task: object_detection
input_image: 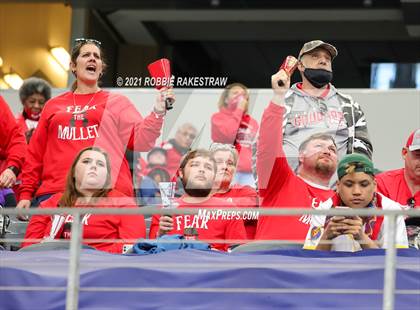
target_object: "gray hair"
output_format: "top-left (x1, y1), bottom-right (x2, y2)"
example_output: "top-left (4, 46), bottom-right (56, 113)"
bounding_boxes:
top-left (209, 143), bottom-right (238, 166)
top-left (19, 77), bottom-right (51, 103)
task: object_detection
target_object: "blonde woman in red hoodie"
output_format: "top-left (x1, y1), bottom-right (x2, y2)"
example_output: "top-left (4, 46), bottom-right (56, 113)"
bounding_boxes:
top-left (22, 147), bottom-right (146, 253)
top-left (211, 83), bottom-right (258, 188)
top-left (17, 39), bottom-right (174, 218)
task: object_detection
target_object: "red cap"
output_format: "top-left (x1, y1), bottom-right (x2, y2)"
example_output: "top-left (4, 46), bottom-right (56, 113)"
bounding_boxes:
top-left (406, 129), bottom-right (420, 151)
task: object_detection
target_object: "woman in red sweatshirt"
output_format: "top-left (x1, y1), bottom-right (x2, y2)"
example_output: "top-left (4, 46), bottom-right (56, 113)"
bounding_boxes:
top-left (22, 147), bottom-right (146, 253)
top-left (17, 38), bottom-right (174, 217)
top-left (0, 95), bottom-right (26, 189)
top-left (211, 83), bottom-right (258, 188)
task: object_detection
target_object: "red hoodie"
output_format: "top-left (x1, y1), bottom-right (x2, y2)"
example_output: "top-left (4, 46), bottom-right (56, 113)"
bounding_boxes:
top-left (211, 107), bottom-right (258, 173)
top-left (19, 90), bottom-right (164, 200)
top-left (376, 168), bottom-right (419, 208)
top-left (255, 103), bottom-right (334, 241)
top-left (22, 190), bottom-right (146, 254)
top-left (0, 95), bottom-right (26, 171)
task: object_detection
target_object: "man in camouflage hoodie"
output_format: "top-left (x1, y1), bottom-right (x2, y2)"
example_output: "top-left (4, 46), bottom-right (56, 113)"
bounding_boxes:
top-left (285, 40), bottom-right (372, 169)
top-left (253, 40), bottom-right (372, 183)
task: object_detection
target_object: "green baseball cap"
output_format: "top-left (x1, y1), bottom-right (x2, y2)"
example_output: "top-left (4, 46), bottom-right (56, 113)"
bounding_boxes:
top-left (337, 153), bottom-right (375, 180)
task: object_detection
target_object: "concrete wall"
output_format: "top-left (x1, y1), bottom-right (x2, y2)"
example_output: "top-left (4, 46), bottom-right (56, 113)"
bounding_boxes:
top-left (1, 88), bottom-right (419, 171)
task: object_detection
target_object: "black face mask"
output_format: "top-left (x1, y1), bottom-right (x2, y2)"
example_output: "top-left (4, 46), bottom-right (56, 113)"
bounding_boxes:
top-left (303, 68), bottom-right (333, 88)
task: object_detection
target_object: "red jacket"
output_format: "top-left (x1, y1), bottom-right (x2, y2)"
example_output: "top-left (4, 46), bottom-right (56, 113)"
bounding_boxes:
top-left (22, 190), bottom-right (146, 253)
top-left (19, 90), bottom-right (164, 199)
top-left (16, 113), bottom-right (38, 142)
top-left (0, 95), bottom-right (26, 172)
top-left (211, 107), bottom-right (258, 173)
top-left (213, 185), bottom-right (258, 240)
top-left (255, 103), bottom-right (334, 241)
top-left (376, 168), bottom-right (419, 208)
top-left (149, 196), bottom-right (247, 251)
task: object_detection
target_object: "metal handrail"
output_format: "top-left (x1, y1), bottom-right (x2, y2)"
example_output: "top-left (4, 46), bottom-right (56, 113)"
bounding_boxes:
top-left (1, 206), bottom-right (420, 216)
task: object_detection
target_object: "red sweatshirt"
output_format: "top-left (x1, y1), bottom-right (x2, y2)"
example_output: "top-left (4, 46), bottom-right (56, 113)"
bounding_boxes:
top-left (376, 168), bottom-right (419, 208)
top-left (19, 90), bottom-right (163, 199)
top-left (213, 185), bottom-right (258, 240)
top-left (16, 113), bottom-right (39, 142)
top-left (0, 95), bottom-right (26, 171)
top-left (211, 108), bottom-right (258, 173)
top-left (255, 103), bottom-right (334, 241)
top-left (149, 196), bottom-right (247, 251)
top-left (22, 190), bottom-right (146, 253)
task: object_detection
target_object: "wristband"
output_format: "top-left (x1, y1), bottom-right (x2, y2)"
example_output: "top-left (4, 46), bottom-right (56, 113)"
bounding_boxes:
top-left (7, 165), bottom-right (20, 177)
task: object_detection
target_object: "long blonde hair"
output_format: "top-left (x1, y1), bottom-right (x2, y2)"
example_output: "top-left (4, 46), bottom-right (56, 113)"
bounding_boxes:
top-left (59, 147), bottom-right (111, 207)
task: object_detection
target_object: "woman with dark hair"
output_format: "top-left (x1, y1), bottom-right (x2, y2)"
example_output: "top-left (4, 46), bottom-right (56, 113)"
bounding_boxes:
top-left (17, 38), bottom-right (174, 215)
top-left (22, 147), bottom-right (146, 253)
top-left (211, 83), bottom-right (259, 188)
top-left (17, 77), bottom-right (52, 143)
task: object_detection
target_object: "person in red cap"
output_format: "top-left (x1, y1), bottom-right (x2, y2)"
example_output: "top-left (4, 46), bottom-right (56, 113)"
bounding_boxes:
top-left (376, 129), bottom-right (420, 247)
top-left (376, 129), bottom-right (420, 208)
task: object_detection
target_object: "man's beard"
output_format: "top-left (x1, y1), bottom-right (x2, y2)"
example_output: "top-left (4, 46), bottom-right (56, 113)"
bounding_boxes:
top-left (182, 178), bottom-right (213, 197)
top-left (315, 160), bottom-right (335, 176)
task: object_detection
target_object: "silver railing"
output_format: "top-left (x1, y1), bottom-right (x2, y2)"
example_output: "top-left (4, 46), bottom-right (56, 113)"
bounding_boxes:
top-left (1, 206), bottom-right (419, 310)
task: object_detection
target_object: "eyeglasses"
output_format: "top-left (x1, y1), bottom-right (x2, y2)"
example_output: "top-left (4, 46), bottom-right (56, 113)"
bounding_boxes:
top-left (74, 38), bottom-right (102, 46)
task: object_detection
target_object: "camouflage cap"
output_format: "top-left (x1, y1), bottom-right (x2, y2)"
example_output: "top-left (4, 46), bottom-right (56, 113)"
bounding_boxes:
top-left (298, 40), bottom-right (338, 60)
top-left (337, 153), bottom-right (375, 180)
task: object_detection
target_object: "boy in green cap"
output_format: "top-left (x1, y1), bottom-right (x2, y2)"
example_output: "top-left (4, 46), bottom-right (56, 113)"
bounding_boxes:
top-left (304, 153), bottom-right (408, 251)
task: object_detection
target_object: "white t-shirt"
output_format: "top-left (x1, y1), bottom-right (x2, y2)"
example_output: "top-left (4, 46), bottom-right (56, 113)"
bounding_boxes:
top-left (303, 193), bottom-right (408, 251)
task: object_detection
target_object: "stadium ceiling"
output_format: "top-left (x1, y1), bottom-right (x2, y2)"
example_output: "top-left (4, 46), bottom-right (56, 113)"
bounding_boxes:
top-left (18, 0), bottom-right (420, 87)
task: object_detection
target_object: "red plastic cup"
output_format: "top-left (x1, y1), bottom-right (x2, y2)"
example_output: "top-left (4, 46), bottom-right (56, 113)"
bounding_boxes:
top-left (278, 55), bottom-right (298, 87)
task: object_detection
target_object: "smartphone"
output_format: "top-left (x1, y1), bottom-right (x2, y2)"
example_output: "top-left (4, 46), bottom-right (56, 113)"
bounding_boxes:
top-left (325, 206), bottom-right (352, 225)
top-left (278, 55), bottom-right (298, 86)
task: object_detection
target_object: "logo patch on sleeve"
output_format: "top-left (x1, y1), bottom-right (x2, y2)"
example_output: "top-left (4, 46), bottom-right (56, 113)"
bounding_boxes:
top-left (310, 227), bottom-right (322, 240)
